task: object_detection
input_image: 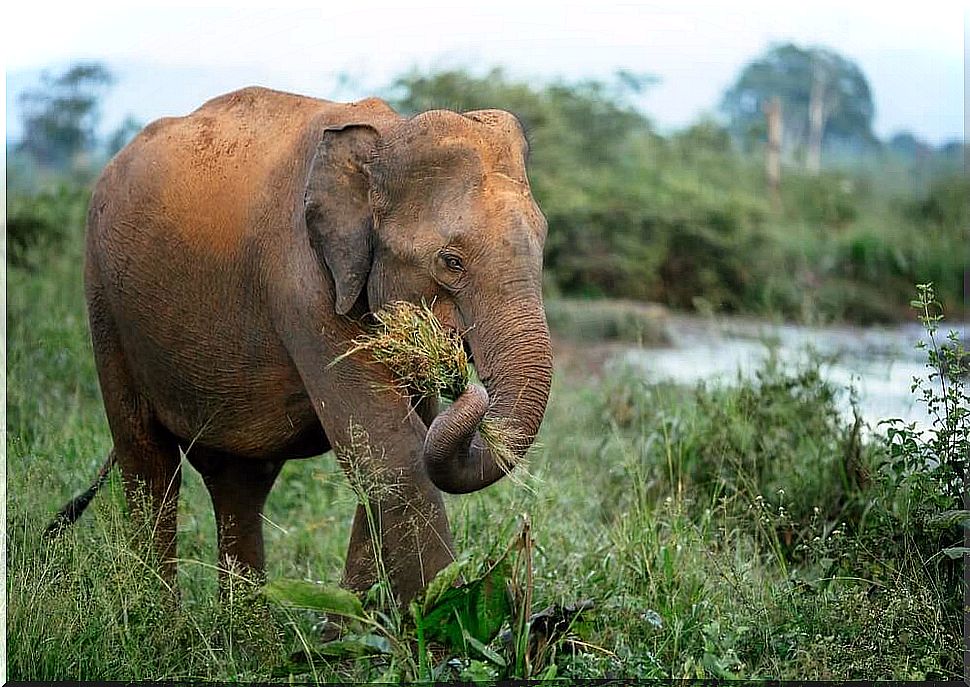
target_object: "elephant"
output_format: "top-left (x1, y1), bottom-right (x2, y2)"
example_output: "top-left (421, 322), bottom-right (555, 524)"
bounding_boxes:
top-left (47, 86), bottom-right (553, 605)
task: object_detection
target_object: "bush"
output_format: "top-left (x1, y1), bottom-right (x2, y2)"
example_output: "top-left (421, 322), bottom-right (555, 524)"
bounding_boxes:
top-left (782, 172), bottom-right (861, 229)
top-left (7, 182), bottom-right (89, 269)
top-left (908, 174), bottom-right (970, 229)
top-left (545, 298), bottom-right (669, 345)
top-left (600, 349), bottom-right (874, 555)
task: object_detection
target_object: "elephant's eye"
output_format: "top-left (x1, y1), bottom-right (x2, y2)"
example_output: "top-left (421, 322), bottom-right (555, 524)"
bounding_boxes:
top-left (440, 252), bottom-right (465, 273)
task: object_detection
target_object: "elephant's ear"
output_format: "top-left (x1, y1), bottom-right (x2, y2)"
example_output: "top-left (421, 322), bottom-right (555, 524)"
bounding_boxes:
top-left (463, 109), bottom-right (529, 161)
top-left (304, 124), bottom-right (379, 316)
top-left (463, 109), bottom-right (525, 137)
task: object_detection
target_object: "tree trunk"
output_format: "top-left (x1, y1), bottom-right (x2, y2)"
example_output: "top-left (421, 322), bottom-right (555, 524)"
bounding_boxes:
top-left (763, 96), bottom-right (782, 207)
top-left (807, 67), bottom-right (825, 175)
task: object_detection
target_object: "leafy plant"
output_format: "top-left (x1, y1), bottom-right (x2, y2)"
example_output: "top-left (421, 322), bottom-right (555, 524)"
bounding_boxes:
top-left (880, 282), bottom-right (969, 537)
top-left (6, 183), bottom-right (89, 268)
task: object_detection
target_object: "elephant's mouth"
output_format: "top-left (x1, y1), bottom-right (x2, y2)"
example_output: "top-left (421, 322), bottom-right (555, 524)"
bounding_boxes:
top-left (443, 322), bottom-right (475, 365)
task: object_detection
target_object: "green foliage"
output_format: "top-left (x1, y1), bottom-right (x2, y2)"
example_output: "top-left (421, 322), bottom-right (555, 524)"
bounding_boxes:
top-left (782, 171), bottom-right (860, 229)
top-left (412, 555), bottom-right (512, 653)
top-left (907, 174), bottom-right (970, 229)
top-left (557, 345), bottom-right (960, 678)
top-left (601, 350), bottom-right (872, 561)
top-left (17, 62), bottom-right (115, 170)
top-left (545, 298), bottom-right (669, 345)
top-left (262, 579), bottom-right (366, 619)
top-left (6, 182), bottom-right (90, 269)
top-left (880, 284), bottom-right (968, 510)
top-left (261, 522), bottom-right (543, 682)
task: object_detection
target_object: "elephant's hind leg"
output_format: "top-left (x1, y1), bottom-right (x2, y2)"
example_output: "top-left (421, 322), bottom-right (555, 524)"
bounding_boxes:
top-left (184, 448), bottom-right (283, 589)
top-left (88, 295), bottom-right (183, 592)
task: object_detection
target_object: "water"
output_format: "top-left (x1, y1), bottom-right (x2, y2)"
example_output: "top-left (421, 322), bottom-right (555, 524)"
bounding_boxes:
top-left (616, 314), bottom-right (968, 433)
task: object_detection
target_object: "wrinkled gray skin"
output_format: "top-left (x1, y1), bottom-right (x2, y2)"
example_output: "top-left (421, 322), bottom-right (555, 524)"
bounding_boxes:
top-left (67, 87), bottom-right (553, 604)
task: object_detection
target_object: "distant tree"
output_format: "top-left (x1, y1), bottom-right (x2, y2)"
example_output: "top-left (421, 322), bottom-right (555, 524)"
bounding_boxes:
top-left (613, 69), bottom-right (661, 101)
top-left (721, 44), bottom-right (877, 168)
top-left (887, 131), bottom-right (930, 159)
top-left (17, 62), bottom-right (115, 169)
top-left (674, 118), bottom-right (733, 153)
top-left (106, 115), bottom-right (143, 157)
top-left (935, 140), bottom-right (967, 174)
top-left (937, 140), bottom-right (966, 160)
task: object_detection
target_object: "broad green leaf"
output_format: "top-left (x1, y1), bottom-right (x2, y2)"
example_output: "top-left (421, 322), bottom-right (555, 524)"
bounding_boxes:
top-left (416, 558), bottom-right (512, 651)
top-left (419, 556), bottom-right (470, 614)
top-left (462, 630), bottom-right (507, 668)
top-left (926, 510), bottom-right (970, 528)
top-left (262, 579), bottom-right (365, 619)
top-left (313, 633), bottom-right (391, 658)
top-left (459, 659), bottom-right (499, 682)
top-left (540, 663), bottom-right (558, 680)
top-left (272, 634), bottom-right (390, 678)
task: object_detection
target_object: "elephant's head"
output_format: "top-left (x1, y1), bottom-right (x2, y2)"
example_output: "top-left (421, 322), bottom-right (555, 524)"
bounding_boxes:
top-left (305, 107), bottom-right (552, 494)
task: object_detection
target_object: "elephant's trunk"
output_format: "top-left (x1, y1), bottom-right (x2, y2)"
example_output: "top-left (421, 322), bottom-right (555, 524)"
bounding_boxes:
top-left (423, 296), bottom-right (553, 494)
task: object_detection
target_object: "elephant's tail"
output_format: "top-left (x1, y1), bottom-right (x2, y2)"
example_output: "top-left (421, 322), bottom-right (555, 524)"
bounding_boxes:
top-left (44, 450), bottom-right (116, 540)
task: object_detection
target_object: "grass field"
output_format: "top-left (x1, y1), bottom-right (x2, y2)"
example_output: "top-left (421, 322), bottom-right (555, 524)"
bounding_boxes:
top-left (6, 237), bottom-right (965, 681)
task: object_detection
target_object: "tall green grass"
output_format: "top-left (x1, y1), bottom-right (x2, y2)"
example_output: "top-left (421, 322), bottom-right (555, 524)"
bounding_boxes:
top-left (8, 236), bottom-right (964, 680)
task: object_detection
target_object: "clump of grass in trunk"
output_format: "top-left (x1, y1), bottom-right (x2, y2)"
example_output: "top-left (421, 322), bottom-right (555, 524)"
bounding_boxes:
top-left (330, 301), bottom-right (525, 482)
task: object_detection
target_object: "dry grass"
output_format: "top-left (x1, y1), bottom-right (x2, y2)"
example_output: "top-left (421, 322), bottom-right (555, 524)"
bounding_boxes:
top-left (332, 301), bottom-right (470, 401)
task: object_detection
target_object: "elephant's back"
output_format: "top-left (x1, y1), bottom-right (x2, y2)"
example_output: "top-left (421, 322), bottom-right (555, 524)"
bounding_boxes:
top-left (86, 87), bottom-right (342, 338)
top-left (95, 88), bottom-right (344, 252)
top-left (88, 85), bottom-right (399, 290)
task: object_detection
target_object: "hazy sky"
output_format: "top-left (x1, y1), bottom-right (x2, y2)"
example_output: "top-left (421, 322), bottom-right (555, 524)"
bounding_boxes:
top-left (4, 1), bottom-right (967, 144)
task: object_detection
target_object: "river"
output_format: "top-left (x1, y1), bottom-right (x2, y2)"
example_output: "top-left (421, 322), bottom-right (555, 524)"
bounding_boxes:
top-left (616, 313), bottom-right (968, 434)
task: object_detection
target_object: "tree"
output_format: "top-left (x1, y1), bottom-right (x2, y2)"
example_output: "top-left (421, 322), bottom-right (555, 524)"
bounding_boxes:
top-left (721, 44), bottom-right (877, 169)
top-left (106, 115), bottom-right (143, 157)
top-left (887, 131), bottom-right (930, 159)
top-left (16, 61), bottom-right (115, 169)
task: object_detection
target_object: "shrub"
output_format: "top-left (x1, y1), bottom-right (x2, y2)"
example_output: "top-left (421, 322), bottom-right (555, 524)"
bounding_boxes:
top-left (544, 298), bottom-right (669, 345)
top-left (908, 174), bottom-right (970, 229)
top-left (7, 183), bottom-right (89, 268)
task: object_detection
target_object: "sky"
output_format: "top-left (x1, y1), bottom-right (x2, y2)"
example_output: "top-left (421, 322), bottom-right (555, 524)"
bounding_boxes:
top-left (3, 0), bottom-right (967, 145)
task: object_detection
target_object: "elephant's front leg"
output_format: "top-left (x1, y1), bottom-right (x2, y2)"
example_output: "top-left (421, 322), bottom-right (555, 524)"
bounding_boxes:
top-left (340, 395), bottom-right (451, 602)
top-left (332, 396), bottom-right (455, 606)
top-left (301, 357), bottom-right (455, 605)
top-left (340, 447), bottom-right (453, 604)
top-left (273, 281), bottom-right (454, 605)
